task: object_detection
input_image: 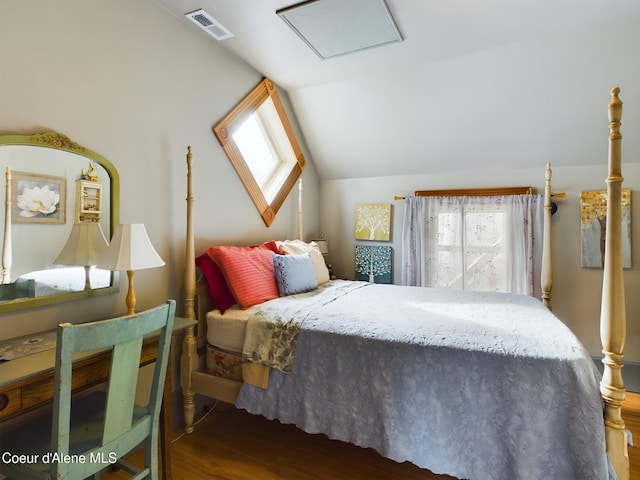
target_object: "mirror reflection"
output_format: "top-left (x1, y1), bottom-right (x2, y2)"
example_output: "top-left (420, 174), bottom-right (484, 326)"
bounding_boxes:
top-left (0, 131), bottom-right (119, 312)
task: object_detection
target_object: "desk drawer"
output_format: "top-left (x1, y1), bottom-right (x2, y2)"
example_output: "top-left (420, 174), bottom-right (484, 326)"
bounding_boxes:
top-left (22, 356), bottom-right (112, 409)
top-left (0, 387), bottom-right (22, 419)
top-left (3, 338), bottom-right (160, 416)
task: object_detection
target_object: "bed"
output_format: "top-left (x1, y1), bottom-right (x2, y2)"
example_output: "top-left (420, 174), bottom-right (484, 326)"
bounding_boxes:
top-left (180, 88), bottom-right (629, 479)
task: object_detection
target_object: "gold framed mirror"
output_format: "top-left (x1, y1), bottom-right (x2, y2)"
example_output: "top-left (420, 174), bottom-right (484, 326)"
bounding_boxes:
top-left (213, 78), bottom-right (306, 226)
top-left (0, 131), bottom-right (120, 313)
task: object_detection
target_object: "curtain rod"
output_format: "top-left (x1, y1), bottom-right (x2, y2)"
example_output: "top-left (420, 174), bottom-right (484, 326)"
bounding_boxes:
top-left (394, 191), bottom-right (566, 200)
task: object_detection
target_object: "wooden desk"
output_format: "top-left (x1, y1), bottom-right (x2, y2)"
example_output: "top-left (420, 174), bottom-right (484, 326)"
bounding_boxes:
top-left (0, 316), bottom-right (195, 480)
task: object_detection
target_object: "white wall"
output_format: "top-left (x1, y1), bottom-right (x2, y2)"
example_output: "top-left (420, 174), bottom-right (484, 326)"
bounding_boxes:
top-left (0, 0), bottom-right (320, 339)
top-left (290, 18), bottom-right (640, 180)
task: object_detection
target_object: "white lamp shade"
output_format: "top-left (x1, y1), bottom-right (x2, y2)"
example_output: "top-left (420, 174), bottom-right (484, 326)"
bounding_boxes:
top-left (97, 224), bottom-right (165, 271)
top-left (313, 239), bottom-right (329, 255)
top-left (54, 223), bottom-right (109, 266)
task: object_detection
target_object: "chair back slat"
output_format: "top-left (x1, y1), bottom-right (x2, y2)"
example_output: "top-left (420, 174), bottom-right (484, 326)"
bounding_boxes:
top-left (103, 337), bottom-right (144, 444)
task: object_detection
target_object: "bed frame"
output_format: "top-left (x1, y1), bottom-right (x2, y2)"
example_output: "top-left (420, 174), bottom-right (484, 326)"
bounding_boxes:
top-left (180, 88), bottom-right (629, 479)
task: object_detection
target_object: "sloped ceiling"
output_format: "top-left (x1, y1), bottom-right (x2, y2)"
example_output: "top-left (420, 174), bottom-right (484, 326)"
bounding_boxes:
top-left (154, 0), bottom-right (640, 180)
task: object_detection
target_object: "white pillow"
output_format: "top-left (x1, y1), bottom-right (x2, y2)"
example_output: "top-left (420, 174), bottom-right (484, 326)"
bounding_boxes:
top-left (277, 240), bottom-right (330, 284)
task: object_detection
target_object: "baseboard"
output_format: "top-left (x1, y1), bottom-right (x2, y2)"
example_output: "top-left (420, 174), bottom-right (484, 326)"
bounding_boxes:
top-left (592, 357), bottom-right (640, 393)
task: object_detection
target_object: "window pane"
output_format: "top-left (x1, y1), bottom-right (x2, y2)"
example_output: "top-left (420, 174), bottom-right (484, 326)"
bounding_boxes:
top-left (436, 212), bottom-right (461, 288)
top-left (437, 212), bottom-right (460, 247)
top-left (435, 208), bottom-right (510, 292)
top-left (232, 98), bottom-right (299, 204)
top-left (232, 114), bottom-right (278, 187)
top-left (463, 210), bottom-right (506, 292)
top-left (465, 211), bottom-right (502, 247)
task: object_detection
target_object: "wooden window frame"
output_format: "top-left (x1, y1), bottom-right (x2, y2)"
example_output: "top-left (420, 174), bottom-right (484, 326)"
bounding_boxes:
top-left (213, 78), bottom-right (306, 227)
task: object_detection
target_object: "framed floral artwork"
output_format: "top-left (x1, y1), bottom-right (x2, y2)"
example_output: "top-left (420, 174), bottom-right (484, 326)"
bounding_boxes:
top-left (354, 203), bottom-right (391, 241)
top-left (12, 171), bottom-right (66, 224)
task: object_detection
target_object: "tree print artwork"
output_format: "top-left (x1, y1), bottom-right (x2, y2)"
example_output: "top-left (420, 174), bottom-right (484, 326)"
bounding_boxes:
top-left (355, 203), bottom-right (391, 241)
top-left (355, 245), bottom-right (392, 283)
top-left (580, 189), bottom-right (631, 268)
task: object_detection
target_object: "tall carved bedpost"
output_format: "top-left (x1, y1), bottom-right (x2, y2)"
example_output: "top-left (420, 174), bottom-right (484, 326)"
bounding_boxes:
top-left (298, 178), bottom-right (303, 241)
top-left (541, 163), bottom-right (552, 309)
top-left (181, 146), bottom-right (197, 433)
top-left (600, 87), bottom-right (628, 480)
top-left (184, 146), bottom-right (196, 321)
top-left (2, 167), bottom-right (11, 284)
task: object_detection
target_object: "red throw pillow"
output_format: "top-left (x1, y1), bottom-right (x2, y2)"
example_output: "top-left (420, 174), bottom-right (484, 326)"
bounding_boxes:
top-left (195, 253), bottom-right (235, 314)
top-left (206, 242), bottom-right (280, 309)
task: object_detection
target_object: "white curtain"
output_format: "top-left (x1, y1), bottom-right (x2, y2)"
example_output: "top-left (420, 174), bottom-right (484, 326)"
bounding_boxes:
top-left (401, 194), bottom-right (544, 296)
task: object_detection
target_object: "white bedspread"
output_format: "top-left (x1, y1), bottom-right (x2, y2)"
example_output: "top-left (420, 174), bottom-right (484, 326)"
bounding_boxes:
top-left (236, 280), bottom-right (612, 480)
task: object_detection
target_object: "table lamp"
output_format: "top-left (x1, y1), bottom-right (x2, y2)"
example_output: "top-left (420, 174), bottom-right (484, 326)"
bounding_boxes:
top-left (313, 239), bottom-right (329, 255)
top-left (312, 239), bottom-right (333, 278)
top-left (97, 223), bottom-right (165, 315)
top-left (54, 222), bottom-right (109, 290)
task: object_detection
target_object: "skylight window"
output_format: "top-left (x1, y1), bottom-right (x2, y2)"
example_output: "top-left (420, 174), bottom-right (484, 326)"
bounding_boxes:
top-left (213, 79), bottom-right (306, 226)
top-left (232, 97), bottom-right (297, 204)
top-left (233, 115), bottom-right (278, 189)
top-left (276, 0), bottom-right (403, 60)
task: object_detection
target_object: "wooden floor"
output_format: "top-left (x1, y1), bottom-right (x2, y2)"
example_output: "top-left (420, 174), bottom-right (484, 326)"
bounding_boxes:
top-left (103, 392), bottom-right (640, 480)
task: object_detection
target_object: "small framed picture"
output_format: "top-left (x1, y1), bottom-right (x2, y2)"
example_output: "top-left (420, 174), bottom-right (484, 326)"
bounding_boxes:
top-left (12, 171), bottom-right (66, 224)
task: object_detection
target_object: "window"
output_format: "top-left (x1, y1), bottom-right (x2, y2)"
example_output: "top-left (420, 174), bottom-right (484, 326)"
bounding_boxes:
top-left (435, 205), bottom-right (508, 291)
top-left (213, 78), bottom-right (306, 226)
top-left (401, 187), bottom-right (543, 295)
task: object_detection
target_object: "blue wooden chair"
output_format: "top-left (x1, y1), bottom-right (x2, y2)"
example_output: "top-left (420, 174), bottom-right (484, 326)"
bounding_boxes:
top-left (0, 300), bottom-right (176, 480)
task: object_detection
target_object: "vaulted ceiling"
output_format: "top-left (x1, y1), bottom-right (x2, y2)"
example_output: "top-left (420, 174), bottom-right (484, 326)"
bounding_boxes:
top-left (154, 0), bottom-right (640, 180)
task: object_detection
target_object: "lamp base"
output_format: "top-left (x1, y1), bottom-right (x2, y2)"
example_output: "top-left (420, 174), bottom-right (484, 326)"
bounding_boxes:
top-left (126, 270), bottom-right (136, 315)
top-left (83, 265), bottom-right (92, 290)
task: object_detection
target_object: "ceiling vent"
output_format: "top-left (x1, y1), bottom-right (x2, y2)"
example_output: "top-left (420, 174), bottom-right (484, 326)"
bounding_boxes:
top-left (185, 9), bottom-right (233, 41)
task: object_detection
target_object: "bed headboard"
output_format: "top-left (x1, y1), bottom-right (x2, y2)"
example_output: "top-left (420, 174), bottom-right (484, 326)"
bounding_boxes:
top-left (193, 272), bottom-right (214, 349)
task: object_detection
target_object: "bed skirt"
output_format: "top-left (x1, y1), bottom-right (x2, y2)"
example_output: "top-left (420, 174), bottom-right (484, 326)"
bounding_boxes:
top-left (206, 344), bottom-right (269, 389)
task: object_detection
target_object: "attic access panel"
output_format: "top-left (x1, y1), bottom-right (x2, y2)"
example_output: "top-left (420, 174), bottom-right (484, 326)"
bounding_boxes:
top-left (277, 0), bottom-right (402, 60)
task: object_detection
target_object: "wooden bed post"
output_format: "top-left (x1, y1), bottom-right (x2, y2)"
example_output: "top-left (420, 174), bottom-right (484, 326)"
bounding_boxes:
top-left (181, 146), bottom-right (198, 433)
top-left (2, 167), bottom-right (11, 284)
top-left (183, 146), bottom-right (195, 321)
top-left (600, 87), bottom-right (629, 480)
top-left (298, 178), bottom-right (303, 241)
top-left (541, 163), bottom-right (552, 309)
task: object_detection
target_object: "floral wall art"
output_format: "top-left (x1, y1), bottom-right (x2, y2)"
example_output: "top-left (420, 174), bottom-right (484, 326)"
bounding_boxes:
top-left (580, 189), bottom-right (631, 268)
top-left (12, 171), bottom-right (66, 224)
top-left (354, 203), bottom-right (391, 241)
